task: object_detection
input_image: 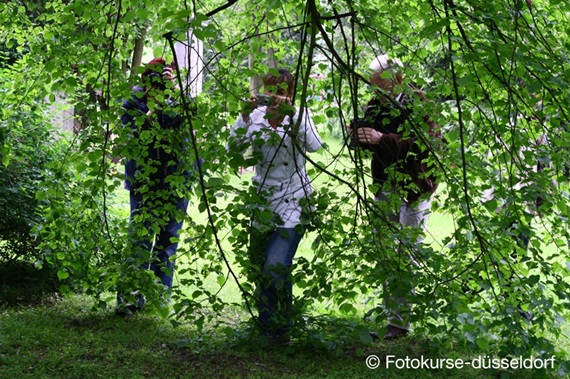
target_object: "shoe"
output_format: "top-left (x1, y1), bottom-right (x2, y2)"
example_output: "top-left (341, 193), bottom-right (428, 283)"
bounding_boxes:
top-left (115, 304), bottom-right (140, 317)
top-left (369, 325), bottom-right (409, 341)
top-left (259, 333), bottom-right (291, 347)
top-left (384, 325), bottom-right (409, 341)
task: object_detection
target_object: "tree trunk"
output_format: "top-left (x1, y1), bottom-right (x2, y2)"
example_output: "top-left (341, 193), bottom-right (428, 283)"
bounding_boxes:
top-left (130, 25), bottom-right (147, 77)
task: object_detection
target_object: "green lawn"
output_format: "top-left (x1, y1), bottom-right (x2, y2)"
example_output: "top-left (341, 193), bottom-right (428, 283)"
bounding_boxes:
top-left (0, 292), bottom-right (557, 379)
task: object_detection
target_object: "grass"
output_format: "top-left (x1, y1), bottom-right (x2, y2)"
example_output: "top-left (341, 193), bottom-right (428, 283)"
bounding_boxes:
top-left (1, 291), bottom-right (557, 379)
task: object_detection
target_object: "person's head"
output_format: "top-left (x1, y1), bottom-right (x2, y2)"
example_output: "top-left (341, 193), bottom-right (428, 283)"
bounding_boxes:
top-left (141, 57), bottom-right (168, 91)
top-left (263, 68), bottom-right (295, 99)
top-left (369, 54), bottom-right (404, 93)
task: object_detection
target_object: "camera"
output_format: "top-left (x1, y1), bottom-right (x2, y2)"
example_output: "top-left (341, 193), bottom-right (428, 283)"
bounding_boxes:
top-left (146, 71), bottom-right (167, 91)
top-left (348, 118), bottom-right (370, 148)
top-left (145, 64), bottom-right (176, 91)
top-left (256, 94), bottom-right (273, 106)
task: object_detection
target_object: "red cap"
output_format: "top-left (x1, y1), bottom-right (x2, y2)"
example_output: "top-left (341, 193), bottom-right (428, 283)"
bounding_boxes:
top-left (141, 57), bottom-right (166, 80)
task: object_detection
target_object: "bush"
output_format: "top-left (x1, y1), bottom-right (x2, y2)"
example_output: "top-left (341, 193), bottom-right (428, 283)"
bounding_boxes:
top-left (0, 260), bottom-right (59, 305)
top-left (0, 104), bottom-right (63, 262)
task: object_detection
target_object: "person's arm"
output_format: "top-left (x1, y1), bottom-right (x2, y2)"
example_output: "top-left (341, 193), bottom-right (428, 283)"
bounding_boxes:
top-left (295, 108), bottom-right (323, 153)
top-left (226, 114), bottom-right (251, 154)
top-left (120, 109), bottom-right (136, 129)
top-left (121, 96), bottom-right (145, 128)
top-left (358, 126), bottom-right (412, 159)
top-left (358, 91), bottom-right (440, 158)
top-left (356, 109), bottom-right (412, 158)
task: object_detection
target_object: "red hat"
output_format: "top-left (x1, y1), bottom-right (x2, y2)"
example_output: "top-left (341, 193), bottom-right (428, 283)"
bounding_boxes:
top-left (141, 57), bottom-right (166, 80)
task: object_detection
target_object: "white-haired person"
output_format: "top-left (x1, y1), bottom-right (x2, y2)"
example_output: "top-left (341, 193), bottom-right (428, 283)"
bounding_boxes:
top-left (349, 54), bottom-right (441, 340)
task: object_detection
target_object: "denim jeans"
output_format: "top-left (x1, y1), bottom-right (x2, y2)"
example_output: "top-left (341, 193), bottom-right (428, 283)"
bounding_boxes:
top-left (118, 189), bottom-right (189, 307)
top-left (251, 227), bottom-right (303, 336)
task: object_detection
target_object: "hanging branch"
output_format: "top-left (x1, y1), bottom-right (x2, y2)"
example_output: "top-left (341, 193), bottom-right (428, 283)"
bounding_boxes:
top-left (163, 31), bottom-right (256, 320)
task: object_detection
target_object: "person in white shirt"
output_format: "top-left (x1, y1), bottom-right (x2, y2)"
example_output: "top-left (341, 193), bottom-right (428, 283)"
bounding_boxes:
top-left (228, 68), bottom-right (322, 344)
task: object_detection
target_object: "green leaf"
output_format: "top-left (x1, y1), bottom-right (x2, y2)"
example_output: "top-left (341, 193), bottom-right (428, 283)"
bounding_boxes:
top-left (57, 269), bottom-right (69, 280)
top-left (339, 302), bottom-right (357, 314)
top-left (356, 325), bottom-right (373, 343)
top-left (475, 337), bottom-right (489, 350)
top-left (528, 275), bottom-right (540, 285)
top-left (1, 145), bottom-right (11, 167)
top-left (207, 177), bottom-right (225, 188)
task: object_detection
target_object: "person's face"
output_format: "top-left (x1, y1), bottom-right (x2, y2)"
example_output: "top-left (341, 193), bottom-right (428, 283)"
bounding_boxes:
top-left (264, 82), bottom-right (292, 99)
top-left (370, 69), bottom-right (401, 93)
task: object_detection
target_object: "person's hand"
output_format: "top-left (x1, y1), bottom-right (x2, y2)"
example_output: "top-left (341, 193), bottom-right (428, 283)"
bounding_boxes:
top-left (269, 95), bottom-right (295, 117)
top-left (146, 109), bottom-right (156, 122)
top-left (265, 96), bottom-right (296, 128)
top-left (240, 97), bottom-right (257, 122)
top-left (162, 66), bottom-right (177, 89)
top-left (272, 95), bottom-right (291, 106)
top-left (357, 127), bottom-right (383, 144)
top-left (275, 96), bottom-right (297, 117)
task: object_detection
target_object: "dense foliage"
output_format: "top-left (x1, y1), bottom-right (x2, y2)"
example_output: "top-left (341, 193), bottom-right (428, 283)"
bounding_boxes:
top-left (0, 57), bottom-right (65, 262)
top-left (1, 0), bottom-right (569, 374)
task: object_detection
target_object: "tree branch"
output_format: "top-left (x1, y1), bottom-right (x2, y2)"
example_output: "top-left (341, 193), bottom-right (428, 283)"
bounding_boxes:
top-left (205, 0), bottom-right (239, 17)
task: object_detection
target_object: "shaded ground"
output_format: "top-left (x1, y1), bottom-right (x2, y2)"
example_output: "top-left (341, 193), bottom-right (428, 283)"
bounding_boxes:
top-left (0, 261), bottom-right (561, 379)
top-left (0, 260), bottom-right (59, 306)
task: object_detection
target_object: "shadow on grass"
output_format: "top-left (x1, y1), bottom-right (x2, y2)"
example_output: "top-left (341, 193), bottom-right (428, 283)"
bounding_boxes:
top-left (0, 260), bottom-right (60, 306)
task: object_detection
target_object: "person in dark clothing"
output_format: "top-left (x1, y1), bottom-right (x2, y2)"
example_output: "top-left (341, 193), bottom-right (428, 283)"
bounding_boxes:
top-left (117, 57), bottom-right (199, 316)
top-left (350, 54), bottom-right (441, 339)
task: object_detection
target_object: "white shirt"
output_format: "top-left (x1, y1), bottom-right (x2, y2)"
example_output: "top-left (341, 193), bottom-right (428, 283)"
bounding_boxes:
top-left (228, 106), bottom-right (322, 228)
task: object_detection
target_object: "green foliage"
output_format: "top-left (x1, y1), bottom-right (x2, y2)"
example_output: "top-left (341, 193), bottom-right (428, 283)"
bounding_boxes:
top-left (0, 62), bottom-right (64, 262)
top-left (2, 0), bottom-right (570, 373)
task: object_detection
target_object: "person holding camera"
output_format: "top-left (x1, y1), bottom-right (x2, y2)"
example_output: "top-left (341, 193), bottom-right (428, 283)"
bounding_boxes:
top-left (228, 68), bottom-right (322, 344)
top-left (350, 55), bottom-right (441, 340)
top-left (117, 57), bottom-right (199, 316)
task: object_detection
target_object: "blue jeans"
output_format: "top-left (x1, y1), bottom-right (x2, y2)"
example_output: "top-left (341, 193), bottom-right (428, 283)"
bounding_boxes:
top-left (118, 190), bottom-right (189, 307)
top-left (251, 227), bottom-right (304, 336)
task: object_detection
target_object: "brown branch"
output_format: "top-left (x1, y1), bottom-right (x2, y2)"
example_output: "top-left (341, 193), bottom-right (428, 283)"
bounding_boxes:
top-left (205, 0), bottom-right (239, 17)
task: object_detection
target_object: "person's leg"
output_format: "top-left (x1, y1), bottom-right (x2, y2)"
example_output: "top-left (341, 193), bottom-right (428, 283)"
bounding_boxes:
top-left (258, 227), bottom-right (303, 338)
top-left (116, 191), bottom-right (153, 313)
top-left (384, 198), bottom-right (431, 336)
top-left (249, 228), bottom-right (271, 307)
top-left (374, 189), bottom-right (400, 224)
top-left (152, 195), bottom-right (189, 290)
top-left (130, 192), bottom-right (155, 270)
top-left (370, 186), bottom-right (407, 339)
top-left (399, 198), bottom-right (432, 230)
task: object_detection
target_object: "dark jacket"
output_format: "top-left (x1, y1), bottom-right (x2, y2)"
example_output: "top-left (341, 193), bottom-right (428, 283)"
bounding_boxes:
top-left (358, 90), bottom-right (440, 204)
top-left (122, 86), bottom-right (192, 191)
